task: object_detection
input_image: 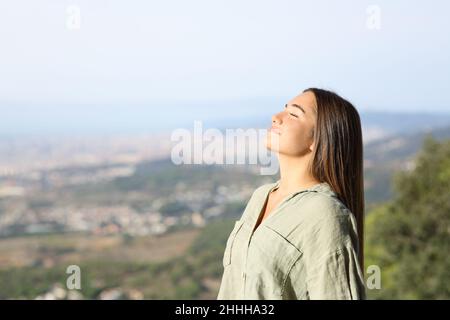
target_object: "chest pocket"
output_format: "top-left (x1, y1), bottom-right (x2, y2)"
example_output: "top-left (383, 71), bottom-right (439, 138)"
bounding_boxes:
top-left (222, 219), bottom-right (246, 267)
top-left (247, 224), bottom-right (303, 296)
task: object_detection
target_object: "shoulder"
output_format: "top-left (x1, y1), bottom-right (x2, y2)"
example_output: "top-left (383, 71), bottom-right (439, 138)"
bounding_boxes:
top-left (291, 183), bottom-right (351, 221)
top-left (290, 185), bottom-right (356, 250)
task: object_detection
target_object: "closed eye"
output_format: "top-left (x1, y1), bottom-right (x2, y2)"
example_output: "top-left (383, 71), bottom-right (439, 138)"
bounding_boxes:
top-left (284, 104), bottom-right (300, 118)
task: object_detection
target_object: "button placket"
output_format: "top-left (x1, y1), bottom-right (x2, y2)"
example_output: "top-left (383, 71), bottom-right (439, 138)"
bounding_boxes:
top-left (241, 186), bottom-right (314, 298)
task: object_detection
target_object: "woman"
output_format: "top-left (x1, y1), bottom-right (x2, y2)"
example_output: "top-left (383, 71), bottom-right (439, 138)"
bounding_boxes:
top-left (217, 88), bottom-right (366, 300)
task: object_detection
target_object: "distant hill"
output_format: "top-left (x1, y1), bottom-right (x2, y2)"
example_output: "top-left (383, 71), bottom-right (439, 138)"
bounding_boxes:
top-left (364, 124), bottom-right (450, 205)
top-left (360, 111), bottom-right (450, 134)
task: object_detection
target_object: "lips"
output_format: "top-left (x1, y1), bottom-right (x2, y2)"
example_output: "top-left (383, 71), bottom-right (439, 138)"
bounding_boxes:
top-left (269, 126), bottom-right (281, 135)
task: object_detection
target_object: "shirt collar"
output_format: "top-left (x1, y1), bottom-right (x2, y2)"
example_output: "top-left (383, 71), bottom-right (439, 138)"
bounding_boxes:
top-left (270, 179), bottom-right (337, 199)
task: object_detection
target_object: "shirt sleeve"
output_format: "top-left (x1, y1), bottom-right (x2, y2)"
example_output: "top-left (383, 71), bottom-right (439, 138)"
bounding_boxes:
top-left (291, 196), bottom-right (366, 300)
top-left (304, 246), bottom-right (366, 299)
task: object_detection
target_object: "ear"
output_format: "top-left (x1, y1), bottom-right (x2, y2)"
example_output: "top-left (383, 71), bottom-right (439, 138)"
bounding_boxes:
top-left (309, 140), bottom-right (315, 152)
top-left (308, 129), bottom-right (315, 152)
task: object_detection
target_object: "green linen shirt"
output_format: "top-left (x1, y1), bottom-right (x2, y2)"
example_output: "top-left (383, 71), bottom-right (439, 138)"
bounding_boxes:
top-left (217, 180), bottom-right (366, 300)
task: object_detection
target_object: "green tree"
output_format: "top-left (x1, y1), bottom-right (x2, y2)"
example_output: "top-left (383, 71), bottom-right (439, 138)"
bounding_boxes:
top-left (365, 135), bottom-right (450, 299)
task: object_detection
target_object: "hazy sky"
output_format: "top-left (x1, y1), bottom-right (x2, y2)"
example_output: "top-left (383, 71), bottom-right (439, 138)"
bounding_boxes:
top-left (1, 0), bottom-right (449, 133)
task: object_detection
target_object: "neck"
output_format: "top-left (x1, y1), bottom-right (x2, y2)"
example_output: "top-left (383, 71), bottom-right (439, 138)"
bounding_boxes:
top-left (275, 153), bottom-right (321, 196)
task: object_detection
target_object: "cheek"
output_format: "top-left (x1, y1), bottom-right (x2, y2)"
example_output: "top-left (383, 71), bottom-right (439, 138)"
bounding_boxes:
top-left (285, 123), bottom-right (305, 142)
top-left (281, 124), bottom-right (312, 153)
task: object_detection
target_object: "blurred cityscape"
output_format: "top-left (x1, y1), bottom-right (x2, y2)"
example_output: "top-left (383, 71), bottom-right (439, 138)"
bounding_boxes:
top-left (0, 132), bottom-right (265, 239)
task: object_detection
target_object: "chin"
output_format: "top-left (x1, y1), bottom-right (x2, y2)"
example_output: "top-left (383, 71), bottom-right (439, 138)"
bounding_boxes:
top-left (265, 141), bottom-right (279, 153)
top-left (266, 136), bottom-right (280, 152)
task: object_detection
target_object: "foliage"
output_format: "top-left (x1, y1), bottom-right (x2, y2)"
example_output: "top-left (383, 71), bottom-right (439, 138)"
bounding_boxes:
top-left (365, 135), bottom-right (450, 299)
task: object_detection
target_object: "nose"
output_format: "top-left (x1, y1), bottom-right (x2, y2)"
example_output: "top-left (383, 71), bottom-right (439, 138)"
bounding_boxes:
top-left (272, 112), bottom-right (283, 125)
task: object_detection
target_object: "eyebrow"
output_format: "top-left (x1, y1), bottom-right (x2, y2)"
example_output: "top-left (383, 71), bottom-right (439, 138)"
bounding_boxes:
top-left (285, 103), bottom-right (306, 114)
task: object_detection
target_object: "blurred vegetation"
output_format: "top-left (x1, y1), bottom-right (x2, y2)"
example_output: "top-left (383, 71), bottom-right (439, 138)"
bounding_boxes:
top-left (159, 201), bottom-right (192, 216)
top-left (365, 135), bottom-right (450, 299)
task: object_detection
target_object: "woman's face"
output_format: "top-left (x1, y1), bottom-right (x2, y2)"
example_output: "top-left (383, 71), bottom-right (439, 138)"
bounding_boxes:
top-left (266, 91), bottom-right (318, 157)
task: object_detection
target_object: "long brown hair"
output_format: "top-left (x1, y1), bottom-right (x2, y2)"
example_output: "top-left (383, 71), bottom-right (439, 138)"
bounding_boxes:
top-left (303, 87), bottom-right (365, 272)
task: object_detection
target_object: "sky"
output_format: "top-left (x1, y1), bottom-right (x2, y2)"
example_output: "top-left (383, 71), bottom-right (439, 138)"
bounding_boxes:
top-left (0, 0), bottom-right (449, 134)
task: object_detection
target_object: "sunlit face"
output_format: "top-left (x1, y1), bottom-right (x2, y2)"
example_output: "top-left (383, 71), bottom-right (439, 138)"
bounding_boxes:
top-left (266, 91), bottom-right (318, 157)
